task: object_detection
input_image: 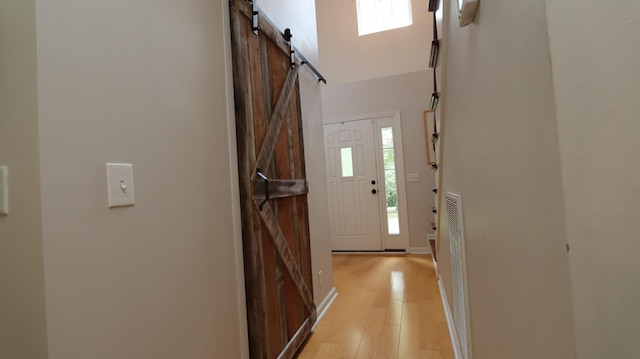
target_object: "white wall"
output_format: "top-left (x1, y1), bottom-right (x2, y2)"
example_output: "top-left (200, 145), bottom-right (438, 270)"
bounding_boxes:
top-left (258, 0), bottom-right (335, 306)
top-left (437, 0), bottom-right (575, 358)
top-left (322, 71), bottom-right (435, 249)
top-left (316, 0), bottom-right (433, 86)
top-left (35, 1), bottom-right (245, 358)
top-left (545, 2), bottom-right (640, 358)
top-left (0, 1), bottom-right (49, 358)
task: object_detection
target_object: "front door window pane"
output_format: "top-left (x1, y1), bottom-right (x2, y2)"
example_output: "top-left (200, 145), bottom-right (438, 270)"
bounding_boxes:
top-left (381, 127), bottom-right (400, 235)
top-left (341, 147), bottom-right (354, 177)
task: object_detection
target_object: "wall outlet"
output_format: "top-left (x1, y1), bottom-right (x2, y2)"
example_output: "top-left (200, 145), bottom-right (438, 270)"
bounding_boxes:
top-left (317, 270), bottom-right (323, 288)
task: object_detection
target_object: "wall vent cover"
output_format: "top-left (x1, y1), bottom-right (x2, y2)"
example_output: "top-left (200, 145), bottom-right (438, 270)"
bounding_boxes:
top-left (445, 192), bottom-right (472, 359)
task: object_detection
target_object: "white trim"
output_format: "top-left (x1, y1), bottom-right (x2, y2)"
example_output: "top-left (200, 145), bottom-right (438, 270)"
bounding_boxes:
top-left (323, 110), bottom-right (400, 125)
top-left (408, 246), bottom-right (431, 254)
top-left (312, 287), bottom-right (338, 331)
top-left (438, 276), bottom-right (465, 359)
top-left (222, 0), bottom-right (250, 356)
top-left (323, 111), bottom-right (410, 252)
top-left (373, 112), bottom-right (410, 251)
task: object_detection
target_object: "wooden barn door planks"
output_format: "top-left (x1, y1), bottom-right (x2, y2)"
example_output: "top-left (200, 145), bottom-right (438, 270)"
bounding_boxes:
top-left (229, 1), bottom-right (316, 358)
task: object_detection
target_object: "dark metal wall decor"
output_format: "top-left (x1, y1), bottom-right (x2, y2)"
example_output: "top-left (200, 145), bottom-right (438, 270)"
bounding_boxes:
top-left (429, 91), bottom-right (440, 110)
top-left (424, 110), bottom-right (437, 165)
top-left (428, 0), bottom-right (440, 12)
top-left (429, 11), bottom-right (440, 110)
top-left (429, 10), bottom-right (440, 68)
top-left (427, 4), bottom-right (441, 253)
top-left (429, 39), bottom-right (440, 68)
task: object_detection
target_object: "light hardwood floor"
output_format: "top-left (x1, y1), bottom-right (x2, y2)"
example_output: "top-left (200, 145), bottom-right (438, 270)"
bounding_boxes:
top-left (296, 254), bottom-right (455, 359)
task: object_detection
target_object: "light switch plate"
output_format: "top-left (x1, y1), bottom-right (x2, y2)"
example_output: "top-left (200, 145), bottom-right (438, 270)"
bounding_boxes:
top-left (0, 166), bottom-right (8, 215)
top-left (407, 173), bottom-right (420, 183)
top-left (106, 163), bottom-right (135, 208)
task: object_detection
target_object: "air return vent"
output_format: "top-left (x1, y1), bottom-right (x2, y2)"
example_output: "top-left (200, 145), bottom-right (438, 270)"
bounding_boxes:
top-left (445, 192), bottom-right (472, 359)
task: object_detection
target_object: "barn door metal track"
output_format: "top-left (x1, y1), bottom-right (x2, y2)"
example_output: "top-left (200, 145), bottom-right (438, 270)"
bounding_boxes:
top-left (246, 0), bottom-right (327, 84)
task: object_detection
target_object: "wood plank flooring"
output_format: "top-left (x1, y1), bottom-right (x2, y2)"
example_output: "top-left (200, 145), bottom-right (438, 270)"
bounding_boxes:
top-left (296, 254), bottom-right (455, 359)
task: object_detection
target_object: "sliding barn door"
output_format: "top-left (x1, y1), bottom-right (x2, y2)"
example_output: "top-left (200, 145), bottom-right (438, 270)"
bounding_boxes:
top-left (229, 1), bottom-right (316, 358)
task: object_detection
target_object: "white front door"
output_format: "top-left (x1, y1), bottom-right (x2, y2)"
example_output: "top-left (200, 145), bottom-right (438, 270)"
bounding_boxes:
top-left (324, 120), bottom-right (382, 251)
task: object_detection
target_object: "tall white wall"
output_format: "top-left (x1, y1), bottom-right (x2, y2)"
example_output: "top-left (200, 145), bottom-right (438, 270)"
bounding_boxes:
top-left (0, 1), bottom-right (48, 358)
top-left (438, 0), bottom-right (575, 358)
top-left (35, 1), bottom-right (245, 358)
top-left (316, 0), bottom-right (432, 86)
top-left (258, 0), bottom-right (335, 306)
top-left (322, 71), bottom-right (435, 249)
top-left (545, 2), bottom-right (640, 358)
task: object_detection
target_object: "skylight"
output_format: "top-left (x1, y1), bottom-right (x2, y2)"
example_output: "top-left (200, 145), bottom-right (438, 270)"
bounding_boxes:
top-left (356, 0), bottom-right (413, 36)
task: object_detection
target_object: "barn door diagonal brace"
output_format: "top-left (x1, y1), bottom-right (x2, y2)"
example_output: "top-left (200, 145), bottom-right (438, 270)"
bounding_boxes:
top-left (253, 66), bottom-right (299, 173)
top-left (255, 201), bottom-right (317, 316)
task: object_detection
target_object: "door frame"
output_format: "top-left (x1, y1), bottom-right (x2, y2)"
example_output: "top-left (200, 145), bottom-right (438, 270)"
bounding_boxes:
top-left (324, 111), bottom-right (410, 251)
top-left (222, 0), bottom-right (250, 357)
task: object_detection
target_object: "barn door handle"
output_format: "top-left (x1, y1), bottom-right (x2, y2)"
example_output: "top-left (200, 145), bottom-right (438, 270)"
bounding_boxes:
top-left (257, 170), bottom-right (270, 211)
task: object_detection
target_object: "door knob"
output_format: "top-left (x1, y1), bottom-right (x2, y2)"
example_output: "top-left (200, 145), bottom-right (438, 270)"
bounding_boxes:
top-left (372, 189), bottom-right (377, 194)
top-left (371, 180), bottom-right (376, 185)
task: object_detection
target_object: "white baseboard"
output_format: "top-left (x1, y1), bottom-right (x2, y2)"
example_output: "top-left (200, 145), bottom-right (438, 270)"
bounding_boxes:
top-left (331, 251), bottom-right (406, 255)
top-left (409, 246), bottom-right (431, 254)
top-left (312, 287), bottom-right (337, 331)
top-left (438, 277), bottom-right (465, 359)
